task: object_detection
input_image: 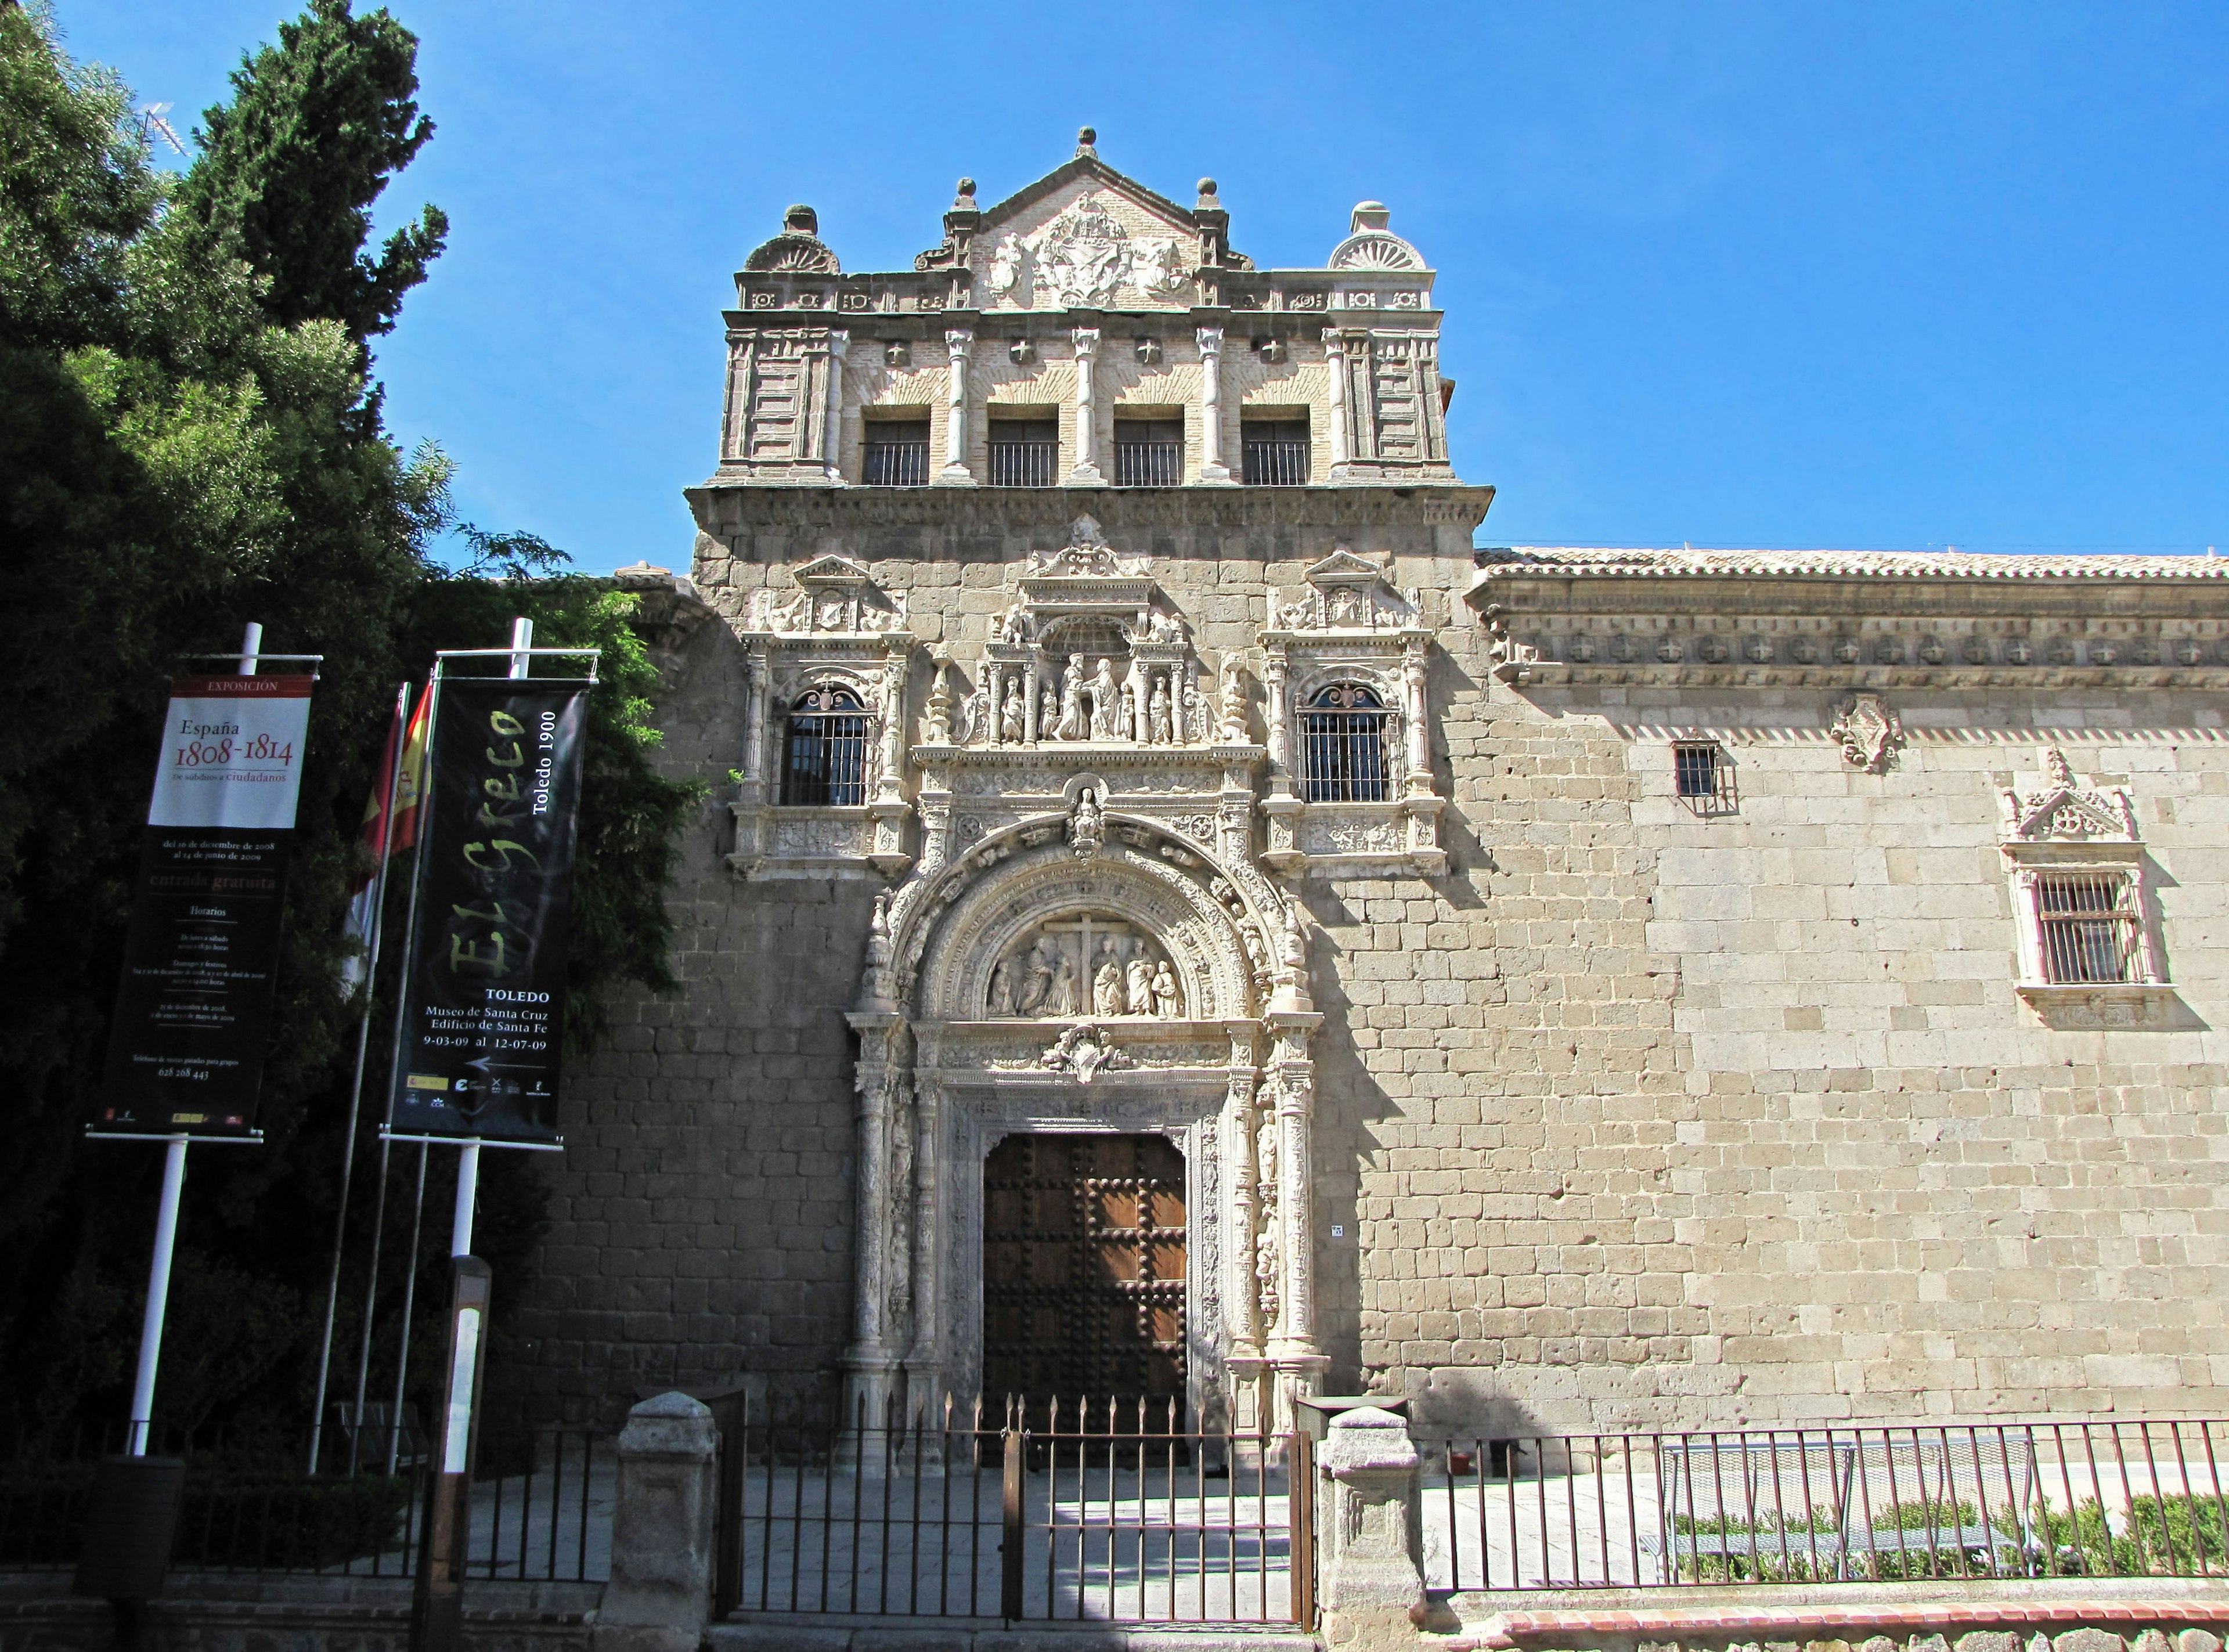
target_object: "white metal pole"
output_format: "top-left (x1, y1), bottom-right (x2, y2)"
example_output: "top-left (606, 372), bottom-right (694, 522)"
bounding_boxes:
top-left (307, 682), bottom-right (415, 1472)
top-left (449, 618), bottom-right (531, 1261)
top-left (126, 1135), bottom-right (188, 1456)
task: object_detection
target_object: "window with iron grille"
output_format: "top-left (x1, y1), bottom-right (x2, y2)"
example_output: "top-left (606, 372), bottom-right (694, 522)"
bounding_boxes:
top-left (861, 421), bottom-right (929, 486)
top-left (780, 687), bottom-right (871, 806)
top-left (1671, 741), bottom-right (1737, 816)
top-left (1114, 419), bottom-right (1183, 486)
top-left (987, 419), bottom-right (1059, 487)
top-left (1242, 420), bottom-right (1310, 486)
top-left (1299, 683), bottom-right (1391, 802)
top-left (2034, 873), bottom-right (2141, 984)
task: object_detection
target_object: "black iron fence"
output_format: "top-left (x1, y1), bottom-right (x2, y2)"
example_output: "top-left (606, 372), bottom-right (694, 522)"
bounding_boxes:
top-left (717, 1397), bottom-right (1308, 1626)
top-left (1423, 1420), bottom-right (2229, 1590)
top-left (0, 1420), bottom-right (609, 1581)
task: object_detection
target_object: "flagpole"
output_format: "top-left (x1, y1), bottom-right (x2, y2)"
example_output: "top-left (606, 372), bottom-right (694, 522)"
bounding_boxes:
top-left (306, 681), bottom-right (415, 1473)
top-left (386, 1141), bottom-right (430, 1474)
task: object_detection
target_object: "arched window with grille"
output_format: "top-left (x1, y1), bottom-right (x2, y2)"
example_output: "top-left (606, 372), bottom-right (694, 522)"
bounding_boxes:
top-left (781, 686), bottom-right (871, 805)
top-left (1299, 683), bottom-right (1393, 802)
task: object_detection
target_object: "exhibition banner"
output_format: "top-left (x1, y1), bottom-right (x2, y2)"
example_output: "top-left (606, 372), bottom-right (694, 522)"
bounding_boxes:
top-left (99, 676), bottom-right (315, 1134)
top-left (386, 680), bottom-right (590, 1145)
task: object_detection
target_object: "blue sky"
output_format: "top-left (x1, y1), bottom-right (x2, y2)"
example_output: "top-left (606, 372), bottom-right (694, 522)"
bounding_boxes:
top-left (62, 2), bottom-right (2229, 573)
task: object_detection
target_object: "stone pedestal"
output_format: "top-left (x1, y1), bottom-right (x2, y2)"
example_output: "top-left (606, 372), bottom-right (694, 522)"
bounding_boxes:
top-left (593, 1393), bottom-right (717, 1652)
top-left (1319, 1404), bottom-right (1425, 1651)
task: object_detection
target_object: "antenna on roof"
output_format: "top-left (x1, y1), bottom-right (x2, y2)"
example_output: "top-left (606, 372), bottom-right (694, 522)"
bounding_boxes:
top-left (136, 103), bottom-right (185, 157)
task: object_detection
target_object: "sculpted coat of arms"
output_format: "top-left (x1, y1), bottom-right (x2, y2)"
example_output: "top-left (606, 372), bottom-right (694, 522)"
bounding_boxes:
top-left (987, 193), bottom-right (1190, 309)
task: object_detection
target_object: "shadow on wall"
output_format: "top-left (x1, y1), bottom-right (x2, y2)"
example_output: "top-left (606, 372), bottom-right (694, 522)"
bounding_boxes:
top-left (1405, 1367), bottom-right (1552, 1448)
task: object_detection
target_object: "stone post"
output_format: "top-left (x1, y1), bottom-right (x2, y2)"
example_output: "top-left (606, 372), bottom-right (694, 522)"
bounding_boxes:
top-left (1319, 1406), bottom-right (1425, 1651)
top-left (939, 329), bottom-right (975, 484)
top-left (1069, 328), bottom-right (1106, 485)
top-left (1196, 326), bottom-right (1232, 483)
top-left (593, 1393), bottom-right (717, 1652)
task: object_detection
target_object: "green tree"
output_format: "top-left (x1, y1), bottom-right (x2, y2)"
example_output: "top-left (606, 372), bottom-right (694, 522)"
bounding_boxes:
top-left (173, 0), bottom-right (447, 352)
top-left (0, 3), bottom-right (695, 1437)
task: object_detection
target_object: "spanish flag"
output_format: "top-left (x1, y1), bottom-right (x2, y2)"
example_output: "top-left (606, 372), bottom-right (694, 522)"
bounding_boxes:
top-left (339, 683), bottom-right (431, 993)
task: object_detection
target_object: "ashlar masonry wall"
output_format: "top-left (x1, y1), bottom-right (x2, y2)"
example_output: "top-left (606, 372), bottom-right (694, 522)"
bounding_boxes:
top-left (517, 513), bottom-right (2229, 1435)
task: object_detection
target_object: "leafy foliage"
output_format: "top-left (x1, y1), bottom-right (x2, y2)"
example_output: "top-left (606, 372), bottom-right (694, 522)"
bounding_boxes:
top-left (0, 4), bottom-right (695, 1438)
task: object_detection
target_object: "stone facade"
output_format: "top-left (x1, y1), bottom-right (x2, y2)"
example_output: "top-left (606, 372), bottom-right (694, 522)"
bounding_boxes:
top-left (511, 141), bottom-right (2229, 1439)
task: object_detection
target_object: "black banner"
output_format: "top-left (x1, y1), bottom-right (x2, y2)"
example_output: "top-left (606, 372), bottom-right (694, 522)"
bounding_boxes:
top-left (98, 828), bottom-right (291, 1135)
top-left (387, 680), bottom-right (590, 1145)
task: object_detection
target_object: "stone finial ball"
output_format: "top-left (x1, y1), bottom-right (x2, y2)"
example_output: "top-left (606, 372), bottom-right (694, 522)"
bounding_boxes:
top-left (1078, 126), bottom-right (1097, 145)
top-left (957, 178), bottom-right (976, 197)
top-left (1198, 178), bottom-right (1217, 197)
top-left (784, 204), bottom-right (818, 234)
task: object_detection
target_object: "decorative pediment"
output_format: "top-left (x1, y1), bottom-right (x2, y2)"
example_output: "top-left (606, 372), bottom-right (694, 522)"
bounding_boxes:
top-left (745, 556), bottom-right (910, 634)
top-left (1268, 546), bottom-right (1420, 634)
top-left (2000, 747), bottom-right (2140, 843)
top-left (969, 160), bottom-right (1210, 312)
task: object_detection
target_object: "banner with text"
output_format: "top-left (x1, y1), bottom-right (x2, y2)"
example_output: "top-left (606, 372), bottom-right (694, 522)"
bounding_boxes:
top-left (99, 675), bottom-right (314, 1134)
top-left (387, 680), bottom-right (590, 1145)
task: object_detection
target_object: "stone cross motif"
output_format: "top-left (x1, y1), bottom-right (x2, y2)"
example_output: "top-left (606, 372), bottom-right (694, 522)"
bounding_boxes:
top-left (1830, 692), bottom-right (1903, 772)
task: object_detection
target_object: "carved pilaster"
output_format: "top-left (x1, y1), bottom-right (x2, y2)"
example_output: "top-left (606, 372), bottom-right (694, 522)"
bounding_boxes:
top-left (1069, 328), bottom-right (1106, 485)
top-left (842, 1013), bottom-right (907, 1425)
top-left (1196, 327), bottom-right (1232, 484)
top-left (823, 329), bottom-right (848, 481)
top-left (1263, 1013), bottom-right (1327, 1429)
top-left (1323, 329), bottom-right (1354, 475)
top-left (939, 329), bottom-right (975, 485)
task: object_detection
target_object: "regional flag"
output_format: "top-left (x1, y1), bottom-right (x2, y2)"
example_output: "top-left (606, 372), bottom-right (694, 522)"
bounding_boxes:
top-left (339, 684), bottom-right (430, 993)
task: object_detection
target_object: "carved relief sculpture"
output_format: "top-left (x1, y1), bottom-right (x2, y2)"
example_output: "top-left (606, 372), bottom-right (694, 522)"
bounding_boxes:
top-left (1830, 692), bottom-right (1903, 773)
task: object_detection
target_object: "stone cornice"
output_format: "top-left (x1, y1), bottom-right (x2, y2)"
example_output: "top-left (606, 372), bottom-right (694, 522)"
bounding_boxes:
top-left (688, 482), bottom-right (1494, 537)
top-left (1476, 546), bottom-right (2229, 583)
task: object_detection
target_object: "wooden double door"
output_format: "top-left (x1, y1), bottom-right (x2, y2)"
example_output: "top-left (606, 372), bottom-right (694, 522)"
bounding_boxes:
top-left (982, 1133), bottom-right (1186, 1416)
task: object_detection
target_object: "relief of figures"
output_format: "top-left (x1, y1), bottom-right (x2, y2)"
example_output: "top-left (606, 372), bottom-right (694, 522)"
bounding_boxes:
top-left (982, 912), bottom-right (1184, 1020)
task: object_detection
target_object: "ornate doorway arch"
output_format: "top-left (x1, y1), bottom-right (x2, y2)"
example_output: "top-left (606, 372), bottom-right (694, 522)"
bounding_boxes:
top-left (845, 809), bottom-right (1325, 1434)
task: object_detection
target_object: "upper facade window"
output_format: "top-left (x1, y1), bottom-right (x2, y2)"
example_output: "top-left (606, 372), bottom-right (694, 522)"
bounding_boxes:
top-left (1113, 418), bottom-right (1182, 487)
top-left (1997, 745), bottom-right (2173, 1027)
top-left (2032, 872), bottom-right (2143, 985)
top-left (782, 687), bottom-right (871, 805)
top-left (1242, 419), bottom-right (1310, 486)
top-left (988, 418), bottom-right (1059, 488)
top-left (863, 419), bottom-right (929, 486)
top-left (1299, 684), bottom-right (1391, 802)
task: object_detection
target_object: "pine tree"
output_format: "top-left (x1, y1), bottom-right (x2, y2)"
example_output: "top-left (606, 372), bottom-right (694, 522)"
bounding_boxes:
top-left (173, 0), bottom-right (448, 350)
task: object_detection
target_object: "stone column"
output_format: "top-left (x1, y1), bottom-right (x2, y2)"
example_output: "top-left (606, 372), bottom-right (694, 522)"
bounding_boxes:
top-left (1324, 330), bottom-right (1354, 474)
top-left (1069, 328), bottom-right (1106, 485)
top-left (1402, 637), bottom-right (1429, 790)
top-left (1196, 326), bottom-right (1232, 483)
top-left (1264, 1013), bottom-right (1325, 1427)
top-left (1025, 656), bottom-right (1043, 745)
top-left (1319, 1406), bottom-right (1426, 1651)
top-left (939, 329), bottom-right (975, 484)
top-left (841, 1020), bottom-right (903, 1426)
top-left (823, 329), bottom-right (849, 482)
top-left (740, 643), bottom-right (770, 806)
top-left (1263, 645), bottom-right (1292, 783)
top-left (593, 1394), bottom-right (717, 1652)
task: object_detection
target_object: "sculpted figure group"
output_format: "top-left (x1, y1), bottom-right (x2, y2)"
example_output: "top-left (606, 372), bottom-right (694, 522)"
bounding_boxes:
top-left (986, 926), bottom-right (1182, 1021)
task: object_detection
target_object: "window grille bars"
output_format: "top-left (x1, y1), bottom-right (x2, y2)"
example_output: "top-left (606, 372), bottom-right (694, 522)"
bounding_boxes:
top-left (862, 438), bottom-right (929, 486)
top-left (1673, 742), bottom-right (1737, 817)
top-left (781, 688), bottom-right (871, 806)
top-left (2035, 874), bottom-right (2141, 984)
top-left (1241, 440), bottom-right (1309, 486)
top-left (1113, 442), bottom-right (1182, 486)
top-left (1299, 686), bottom-right (1391, 802)
top-left (988, 439), bottom-right (1059, 488)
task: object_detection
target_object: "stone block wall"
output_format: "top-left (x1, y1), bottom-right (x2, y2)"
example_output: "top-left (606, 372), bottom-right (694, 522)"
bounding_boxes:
top-left (513, 494), bottom-right (2229, 1434)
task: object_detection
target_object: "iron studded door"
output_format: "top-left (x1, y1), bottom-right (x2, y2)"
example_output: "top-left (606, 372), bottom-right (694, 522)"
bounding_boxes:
top-left (982, 1133), bottom-right (1186, 1415)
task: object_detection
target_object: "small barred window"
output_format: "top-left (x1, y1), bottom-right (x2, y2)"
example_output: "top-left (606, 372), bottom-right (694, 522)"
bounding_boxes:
top-left (781, 687), bottom-right (871, 806)
top-left (1672, 741), bottom-right (1735, 816)
top-left (1299, 684), bottom-right (1392, 802)
top-left (2034, 873), bottom-right (2141, 984)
